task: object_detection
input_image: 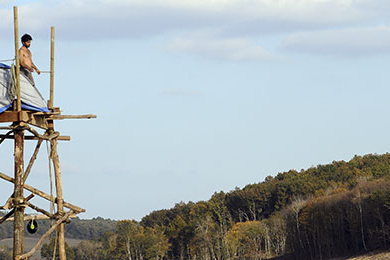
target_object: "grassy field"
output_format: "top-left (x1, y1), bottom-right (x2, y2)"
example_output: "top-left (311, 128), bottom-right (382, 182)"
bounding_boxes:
top-left (0, 237), bottom-right (83, 260)
top-left (1, 238), bottom-right (388, 260)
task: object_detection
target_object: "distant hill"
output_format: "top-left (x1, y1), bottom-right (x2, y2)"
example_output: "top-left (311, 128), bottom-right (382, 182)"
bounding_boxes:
top-left (0, 216), bottom-right (116, 240)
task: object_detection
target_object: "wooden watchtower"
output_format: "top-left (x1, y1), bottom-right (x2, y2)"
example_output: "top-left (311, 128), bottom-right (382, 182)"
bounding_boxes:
top-left (0, 7), bottom-right (96, 260)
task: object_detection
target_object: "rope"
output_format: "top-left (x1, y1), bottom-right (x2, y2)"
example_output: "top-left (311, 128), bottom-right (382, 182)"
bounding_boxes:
top-left (10, 64), bottom-right (16, 98)
top-left (0, 58), bottom-right (15, 63)
top-left (52, 231), bottom-right (58, 260)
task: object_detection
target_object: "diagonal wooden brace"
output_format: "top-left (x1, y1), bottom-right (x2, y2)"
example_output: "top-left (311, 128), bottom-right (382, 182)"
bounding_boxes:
top-left (0, 171), bottom-right (85, 213)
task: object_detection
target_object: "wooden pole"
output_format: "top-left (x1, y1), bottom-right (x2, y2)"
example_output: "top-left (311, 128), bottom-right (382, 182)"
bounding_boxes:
top-left (13, 6), bottom-right (21, 111)
top-left (50, 135), bottom-right (66, 260)
top-left (49, 26), bottom-right (54, 108)
top-left (13, 127), bottom-right (24, 259)
top-left (13, 11), bottom-right (24, 256)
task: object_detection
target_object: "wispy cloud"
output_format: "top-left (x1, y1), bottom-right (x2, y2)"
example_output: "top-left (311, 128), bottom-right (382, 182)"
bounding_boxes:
top-left (168, 31), bottom-right (273, 61)
top-left (282, 26), bottom-right (390, 56)
top-left (160, 88), bottom-right (202, 97)
top-left (0, 0), bottom-right (380, 40)
top-left (1, 0), bottom-right (390, 58)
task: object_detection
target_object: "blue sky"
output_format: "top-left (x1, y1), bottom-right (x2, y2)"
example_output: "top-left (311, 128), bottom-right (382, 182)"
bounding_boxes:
top-left (1, 0), bottom-right (390, 220)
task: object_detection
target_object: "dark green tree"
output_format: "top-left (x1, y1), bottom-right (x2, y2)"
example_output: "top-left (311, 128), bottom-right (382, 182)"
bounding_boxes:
top-left (41, 236), bottom-right (75, 260)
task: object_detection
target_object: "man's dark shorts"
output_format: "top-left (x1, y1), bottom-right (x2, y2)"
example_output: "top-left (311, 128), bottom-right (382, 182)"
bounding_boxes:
top-left (20, 66), bottom-right (34, 85)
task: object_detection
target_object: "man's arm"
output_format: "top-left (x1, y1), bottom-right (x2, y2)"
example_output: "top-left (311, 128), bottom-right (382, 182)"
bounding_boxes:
top-left (31, 63), bottom-right (40, 75)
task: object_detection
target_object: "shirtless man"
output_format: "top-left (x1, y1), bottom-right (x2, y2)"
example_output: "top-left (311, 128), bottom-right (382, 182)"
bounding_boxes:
top-left (19, 34), bottom-right (40, 85)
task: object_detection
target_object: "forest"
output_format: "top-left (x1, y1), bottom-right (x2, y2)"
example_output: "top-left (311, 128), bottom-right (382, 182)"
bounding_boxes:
top-left (1, 153), bottom-right (390, 260)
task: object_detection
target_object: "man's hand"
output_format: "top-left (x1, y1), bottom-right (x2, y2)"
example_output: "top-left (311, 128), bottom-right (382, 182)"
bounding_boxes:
top-left (36, 68), bottom-right (41, 75)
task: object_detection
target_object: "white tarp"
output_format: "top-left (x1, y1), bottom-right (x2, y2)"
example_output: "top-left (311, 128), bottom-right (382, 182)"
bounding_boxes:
top-left (0, 63), bottom-right (48, 113)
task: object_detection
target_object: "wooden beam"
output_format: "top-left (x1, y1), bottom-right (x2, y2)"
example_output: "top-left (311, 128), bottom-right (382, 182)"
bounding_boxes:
top-left (0, 111), bottom-right (48, 129)
top-left (50, 107), bottom-right (61, 113)
top-left (23, 112), bottom-right (48, 129)
top-left (0, 135), bottom-right (70, 141)
top-left (0, 111), bottom-right (21, 123)
top-left (8, 214), bottom-right (50, 221)
top-left (0, 111), bottom-right (96, 124)
top-left (47, 114), bottom-right (97, 120)
top-left (26, 201), bottom-right (55, 219)
top-left (23, 138), bottom-right (43, 183)
top-left (0, 171), bottom-right (85, 213)
top-left (6, 212), bottom-right (78, 221)
top-left (34, 110), bottom-right (61, 115)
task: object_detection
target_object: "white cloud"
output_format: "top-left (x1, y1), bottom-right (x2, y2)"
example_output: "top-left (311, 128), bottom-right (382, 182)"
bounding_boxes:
top-left (0, 0), bottom-right (14, 6)
top-left (282, 26), bottom-right (390, 56)
top-left (1, 0), bottom-right (390, 58)
top-left (0, 9), bottom-right (12, 29)
top-left (169, 31), bottom-right (273, 61)
top-left (0, 0), bottom-right (382, 40)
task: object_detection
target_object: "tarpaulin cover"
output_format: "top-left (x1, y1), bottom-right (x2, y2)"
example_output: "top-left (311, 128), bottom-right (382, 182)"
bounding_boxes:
top-left (0, 63), bottom-right (49, 113)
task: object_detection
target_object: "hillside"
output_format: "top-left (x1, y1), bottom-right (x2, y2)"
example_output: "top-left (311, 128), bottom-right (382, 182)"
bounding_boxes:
top-left (139, 153), bottom-right (390, 260)
top-left (0, 216), bottom-right (116, 240)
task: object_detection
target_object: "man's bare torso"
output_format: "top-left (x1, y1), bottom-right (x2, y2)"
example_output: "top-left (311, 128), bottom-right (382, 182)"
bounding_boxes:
top-left (20, 45), bottom-right (33, 71)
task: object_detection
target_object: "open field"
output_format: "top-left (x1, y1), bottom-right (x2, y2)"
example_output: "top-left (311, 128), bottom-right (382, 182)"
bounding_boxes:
top-left (0, 237), bottom-right (83, 260)
top-left (0, 237), bottom-right (389, 260)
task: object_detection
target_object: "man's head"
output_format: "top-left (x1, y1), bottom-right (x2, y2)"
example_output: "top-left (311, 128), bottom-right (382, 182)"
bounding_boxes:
top-left (21, 34), bottom-right (32, 48)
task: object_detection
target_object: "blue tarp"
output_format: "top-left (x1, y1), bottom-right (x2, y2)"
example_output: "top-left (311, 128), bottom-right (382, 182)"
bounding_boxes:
top-left (0, 63), bottom-right (48, 113)
top-left (0, 63), bottom-right (10, 69)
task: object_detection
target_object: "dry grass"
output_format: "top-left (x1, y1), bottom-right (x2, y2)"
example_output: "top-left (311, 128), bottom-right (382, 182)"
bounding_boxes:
top-left (0, 237), bottom-right (83, 260)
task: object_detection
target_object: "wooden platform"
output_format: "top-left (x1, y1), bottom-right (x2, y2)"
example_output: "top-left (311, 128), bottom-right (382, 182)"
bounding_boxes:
top-left (0, 108), bottom-right (96, 130)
